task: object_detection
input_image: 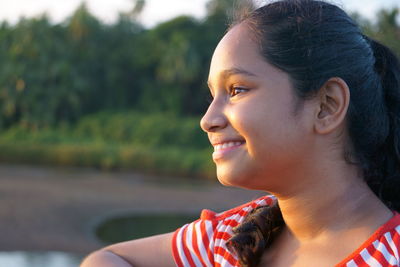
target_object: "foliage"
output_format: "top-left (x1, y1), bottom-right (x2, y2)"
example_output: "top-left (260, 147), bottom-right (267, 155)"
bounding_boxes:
top-left (0, 111), bottom-right (214, 178)
top-left (0, 1), bottom-right (397, 129)
top-left (71, 111), bottom-right (209, 148)
top-left (0, 141), bottom-right (214, 178)
top-left (353, 8), bottom-right (400, 57)
top-left (0, 1), bottom-right (398, 176)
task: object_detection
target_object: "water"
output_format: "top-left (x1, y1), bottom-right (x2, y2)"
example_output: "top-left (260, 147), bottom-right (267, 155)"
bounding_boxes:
top-left (96, 213), bottom-right (198, 243)
top-left (0, 214), bottom-right (198, 266)
top-left (0, 251), bottom-right (83, 267)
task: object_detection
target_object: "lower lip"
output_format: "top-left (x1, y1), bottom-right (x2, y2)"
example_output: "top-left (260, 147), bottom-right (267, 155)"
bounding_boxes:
top-left (212, 143), bottom-right (244, 160)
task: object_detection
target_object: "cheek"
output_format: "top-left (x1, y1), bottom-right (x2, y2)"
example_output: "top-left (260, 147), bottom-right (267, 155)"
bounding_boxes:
top-left (232, 101), bottom-right (306, 164)
top-left (230, 100), bottom-right (292, 139)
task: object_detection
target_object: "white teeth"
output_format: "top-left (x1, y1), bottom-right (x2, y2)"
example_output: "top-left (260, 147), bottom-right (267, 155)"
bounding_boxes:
top-left (214, 141), bottom-right (244, 151)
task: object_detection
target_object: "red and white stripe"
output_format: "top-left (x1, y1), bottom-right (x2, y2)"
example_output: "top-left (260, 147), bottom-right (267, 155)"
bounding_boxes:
top-left (172, 195), bottom-right (274, 267)
top-left (172, 196), bottom-right (400, 267)
top-left (340, 217), bottom-right (400, 267)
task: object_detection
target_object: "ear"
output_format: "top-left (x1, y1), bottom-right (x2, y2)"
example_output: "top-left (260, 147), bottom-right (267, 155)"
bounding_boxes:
top-left (314, 77), bottom-right (350, 135)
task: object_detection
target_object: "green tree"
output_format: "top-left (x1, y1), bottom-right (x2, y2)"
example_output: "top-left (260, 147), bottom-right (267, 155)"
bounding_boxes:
top-left (0, 16), bottom-right (86, 128)
top-left (137, 16), bottom-right (205, 114)
top-left (356, 8), bottom-right (400, 57)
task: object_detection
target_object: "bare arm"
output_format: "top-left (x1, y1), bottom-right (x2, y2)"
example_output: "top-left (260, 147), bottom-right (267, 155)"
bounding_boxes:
top-left (80, 232), bottom-right (176, 267)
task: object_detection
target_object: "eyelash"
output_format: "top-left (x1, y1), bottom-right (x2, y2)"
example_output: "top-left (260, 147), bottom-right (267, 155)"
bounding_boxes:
top-left (206, 86), bottom-right (248, 103)
top-left (229, 86), bottom-right (248, 97)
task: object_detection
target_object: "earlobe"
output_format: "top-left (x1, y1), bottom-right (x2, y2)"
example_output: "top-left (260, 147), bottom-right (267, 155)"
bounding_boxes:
top-left (314, 78), bottom-right (350, 135)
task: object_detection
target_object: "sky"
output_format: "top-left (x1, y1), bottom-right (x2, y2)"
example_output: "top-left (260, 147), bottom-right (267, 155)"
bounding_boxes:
top-left (0, 0), bottom-right (399, 28)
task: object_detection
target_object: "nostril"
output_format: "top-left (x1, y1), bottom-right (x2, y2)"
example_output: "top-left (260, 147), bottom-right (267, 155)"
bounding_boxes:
top-left (208, 125), bottom-right (221, 132)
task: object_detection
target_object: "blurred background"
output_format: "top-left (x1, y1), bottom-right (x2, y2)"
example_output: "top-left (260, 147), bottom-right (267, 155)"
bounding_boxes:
top-left (0, 0), bottom-right (398, 266)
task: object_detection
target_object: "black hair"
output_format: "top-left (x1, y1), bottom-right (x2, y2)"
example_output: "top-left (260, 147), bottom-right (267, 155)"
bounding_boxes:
top-left (225, 1), bottom-right (400, 266)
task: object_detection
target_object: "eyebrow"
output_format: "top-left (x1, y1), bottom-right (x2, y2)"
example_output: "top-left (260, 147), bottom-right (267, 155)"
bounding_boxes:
top-left (221, 68), bottom-right (258, 79)
top-left (207, 67), bottom-right (257, 90)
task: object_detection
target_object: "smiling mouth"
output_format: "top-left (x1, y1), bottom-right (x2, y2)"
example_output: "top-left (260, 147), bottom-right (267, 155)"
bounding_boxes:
top-left (213, 141), bottom-right (245, 152)
top-left (212, 141), bottom-right (246, 161)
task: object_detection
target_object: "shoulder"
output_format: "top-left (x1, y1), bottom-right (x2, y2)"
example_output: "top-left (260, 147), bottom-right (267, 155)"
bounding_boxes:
top-left (201, 194), bottom-right (275, 222)
top-left (171, 195), bottom-right (275, 267)
top-left (342, 212), bottom-right (400, 267)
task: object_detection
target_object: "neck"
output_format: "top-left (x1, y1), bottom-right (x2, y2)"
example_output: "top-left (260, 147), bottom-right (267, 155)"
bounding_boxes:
top-left (273, 162), bottom-right (392, 242)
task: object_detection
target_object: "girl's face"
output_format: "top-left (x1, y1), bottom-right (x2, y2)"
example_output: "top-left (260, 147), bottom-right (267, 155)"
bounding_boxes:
top-left (201, 24), bottom-right (316, 191)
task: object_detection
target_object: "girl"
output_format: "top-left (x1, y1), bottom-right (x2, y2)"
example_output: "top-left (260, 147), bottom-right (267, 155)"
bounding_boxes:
top-left (81, 0), bottom-right (400, 266)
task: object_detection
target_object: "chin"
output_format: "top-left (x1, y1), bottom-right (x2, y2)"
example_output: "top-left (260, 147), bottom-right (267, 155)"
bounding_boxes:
top-left (216, 167), bottom-right (260, 190)
top-left (216, 177), bottom-right (233, 187)
top-left (216, 162), bottom-right (279, 191)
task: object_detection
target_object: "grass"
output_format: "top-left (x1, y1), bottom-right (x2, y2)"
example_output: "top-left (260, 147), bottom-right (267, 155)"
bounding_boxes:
top-left (0, 111), bottom-right (215, 179)
top-left (0, 141), bottom-right (215, 178)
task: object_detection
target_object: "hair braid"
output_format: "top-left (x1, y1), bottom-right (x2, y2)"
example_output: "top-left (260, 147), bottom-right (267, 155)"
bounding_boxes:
top-left (226, 203), bottom-right (284, 267)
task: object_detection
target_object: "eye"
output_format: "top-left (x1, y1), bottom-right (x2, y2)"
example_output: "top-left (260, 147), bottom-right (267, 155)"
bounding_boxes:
top-left (229, 86), bottom-right (248, 97)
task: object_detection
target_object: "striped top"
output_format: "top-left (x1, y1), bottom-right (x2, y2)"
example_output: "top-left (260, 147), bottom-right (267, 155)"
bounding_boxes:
top-left (172, 195), bottom-right (400, 267)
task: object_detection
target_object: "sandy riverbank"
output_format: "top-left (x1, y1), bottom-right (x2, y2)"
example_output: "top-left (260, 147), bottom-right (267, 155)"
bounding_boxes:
top-left (0, 164), bottom-right (263, 255)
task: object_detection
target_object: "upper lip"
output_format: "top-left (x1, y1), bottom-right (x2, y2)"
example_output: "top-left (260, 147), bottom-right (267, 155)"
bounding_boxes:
top-left (209, 136), bottom-right (246, 146)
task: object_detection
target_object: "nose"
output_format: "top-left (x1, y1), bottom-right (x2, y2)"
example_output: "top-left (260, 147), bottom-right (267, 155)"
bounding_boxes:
top-left (200, 99), bottom-right (227, 133)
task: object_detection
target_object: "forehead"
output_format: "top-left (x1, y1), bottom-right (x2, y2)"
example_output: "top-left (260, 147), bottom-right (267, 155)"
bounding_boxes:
top-left (209, 23), bottom-right (267, 78)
